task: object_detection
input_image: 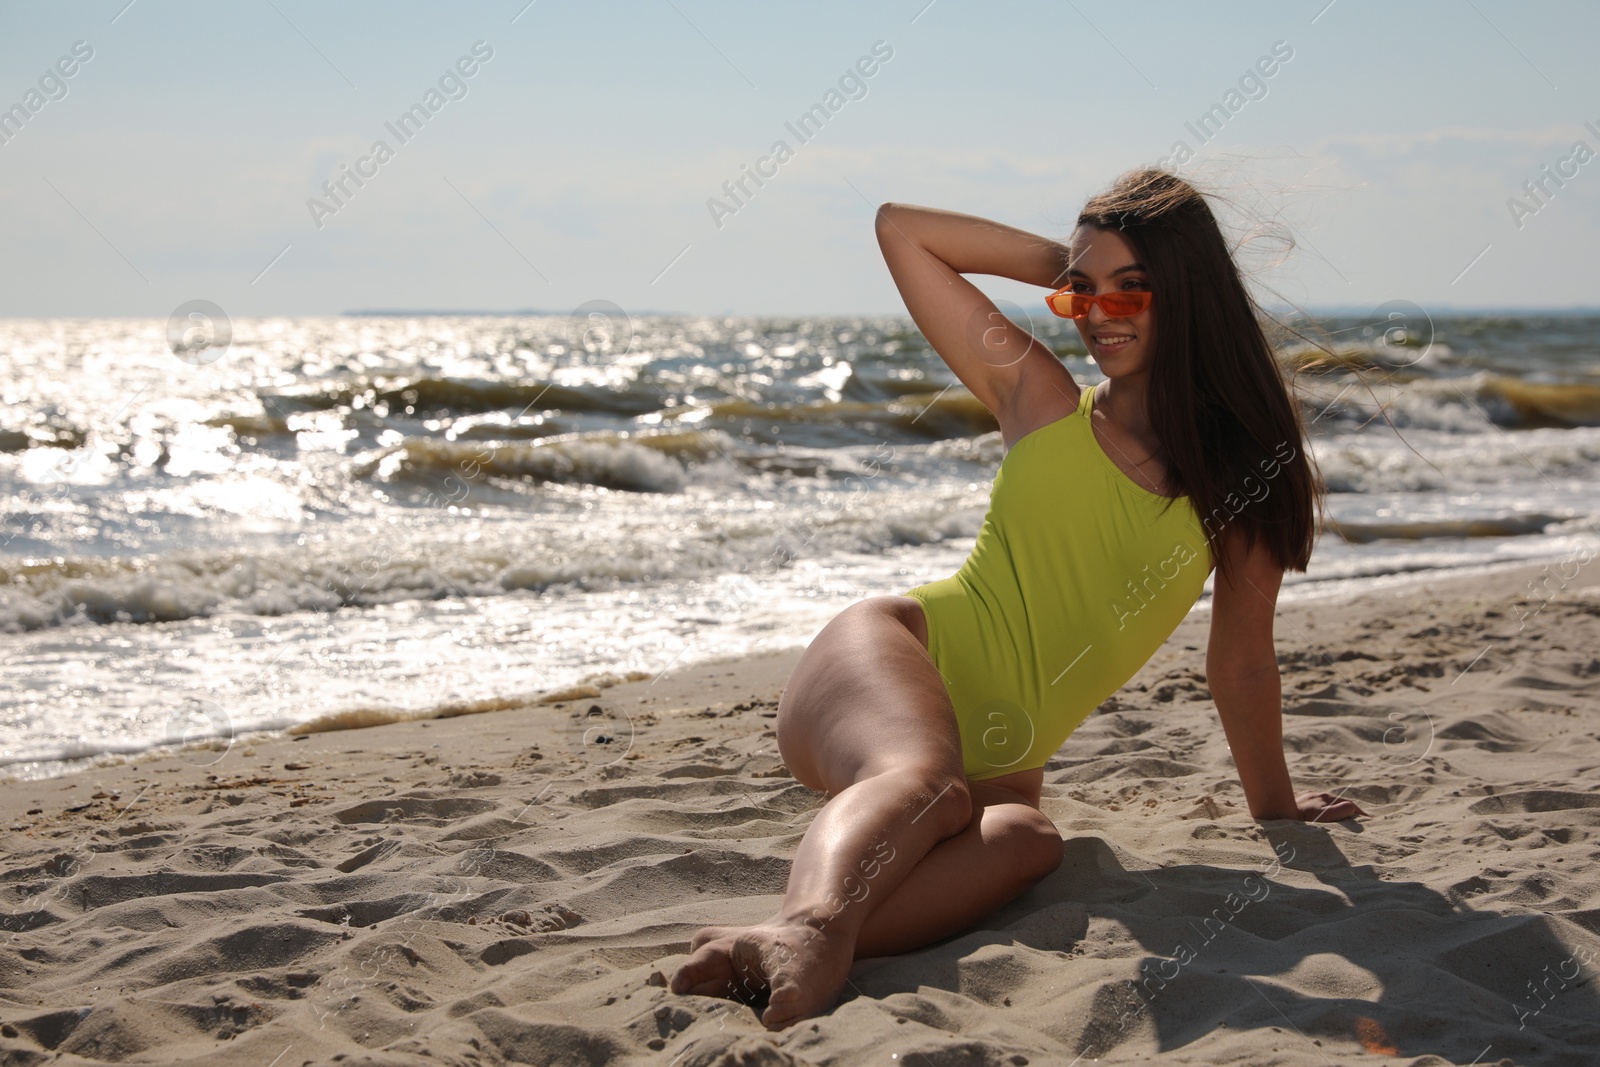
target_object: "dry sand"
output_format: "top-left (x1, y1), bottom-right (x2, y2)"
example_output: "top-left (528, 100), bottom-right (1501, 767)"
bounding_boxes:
top-left (2, 558), bottom-right (1598, 1066)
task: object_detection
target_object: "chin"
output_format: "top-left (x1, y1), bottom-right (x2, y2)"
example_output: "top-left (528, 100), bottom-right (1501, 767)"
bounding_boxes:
top-left (1093, 351), bottom-right (1149, 377)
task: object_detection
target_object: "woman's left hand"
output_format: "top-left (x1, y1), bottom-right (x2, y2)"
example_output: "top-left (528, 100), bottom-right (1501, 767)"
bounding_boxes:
top-left (1293, 791), bottom-right (1369, 823)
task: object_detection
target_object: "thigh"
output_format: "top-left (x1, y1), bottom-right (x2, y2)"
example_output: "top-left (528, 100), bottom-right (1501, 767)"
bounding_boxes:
top-left (776, 595), bottom-right (959, 796)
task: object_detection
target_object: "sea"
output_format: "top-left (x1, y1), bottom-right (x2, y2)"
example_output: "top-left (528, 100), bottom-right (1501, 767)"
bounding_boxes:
top-left (3, 309), bottom-right (1598, 780)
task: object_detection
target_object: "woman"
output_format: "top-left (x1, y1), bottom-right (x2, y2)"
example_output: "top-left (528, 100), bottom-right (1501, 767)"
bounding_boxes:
top-left (669, 168), bottom-right (1368, 1030)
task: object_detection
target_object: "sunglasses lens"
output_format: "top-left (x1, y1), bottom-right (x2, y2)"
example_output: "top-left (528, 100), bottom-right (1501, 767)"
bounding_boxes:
top-left (1045, 290), bottom-right (1151, 318)
top-left (1100, 293), bottom-right (1147, 316)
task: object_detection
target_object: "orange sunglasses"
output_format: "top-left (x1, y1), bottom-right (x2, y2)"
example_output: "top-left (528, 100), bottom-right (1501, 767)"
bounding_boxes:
top-left (1045, 286), bottom-right (1153, 320)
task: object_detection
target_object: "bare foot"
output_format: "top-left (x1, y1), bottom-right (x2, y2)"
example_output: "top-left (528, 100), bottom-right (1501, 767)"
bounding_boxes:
top-left (670, 933), bottom-right (740, 999)
top-left (671, 918), bottom-right (856, 1030)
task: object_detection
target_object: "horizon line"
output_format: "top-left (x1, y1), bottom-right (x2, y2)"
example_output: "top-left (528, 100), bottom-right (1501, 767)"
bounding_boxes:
top-left (3, 304), bottom-right (1599, 321)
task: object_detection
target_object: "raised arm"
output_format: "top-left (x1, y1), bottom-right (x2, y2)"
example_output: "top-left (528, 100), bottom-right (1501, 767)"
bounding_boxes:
top-left (875, 203), bottom-right (1074, 423)
top-left (1205, 527), bottom-right (1370, 823)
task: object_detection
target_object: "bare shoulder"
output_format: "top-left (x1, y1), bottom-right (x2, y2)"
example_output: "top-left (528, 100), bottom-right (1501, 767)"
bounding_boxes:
top-left (996, 354), bottom-right (1081, 450)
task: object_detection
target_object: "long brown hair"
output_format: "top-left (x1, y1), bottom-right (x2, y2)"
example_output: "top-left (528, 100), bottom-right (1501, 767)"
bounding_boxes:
top-left (1072, 168), bottom-right (1324, 584)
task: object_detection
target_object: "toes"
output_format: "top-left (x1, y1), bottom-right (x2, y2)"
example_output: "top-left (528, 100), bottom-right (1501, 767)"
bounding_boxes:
top-left (669, 943), bottom-right (737, 997)
top-left (760, 980), bottom-right (807, 1030)
top-left (681, 974), bottom-right (738, 998)
top-left (689, 924), bottom-right (735, 952)
top-left (760, 961), bottom-right (835, 1031)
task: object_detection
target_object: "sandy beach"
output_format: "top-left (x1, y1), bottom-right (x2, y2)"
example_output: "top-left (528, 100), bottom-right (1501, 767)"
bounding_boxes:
top-left (2, 557), bottom-right (1599, 1066)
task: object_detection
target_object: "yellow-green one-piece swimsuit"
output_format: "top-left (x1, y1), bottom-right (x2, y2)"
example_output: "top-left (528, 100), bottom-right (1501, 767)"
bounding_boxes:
top-left (903, 382), bottom-right (1213, 781)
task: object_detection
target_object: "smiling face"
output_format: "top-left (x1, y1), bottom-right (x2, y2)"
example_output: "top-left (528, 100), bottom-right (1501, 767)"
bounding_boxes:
top-left (1066, 224), bottom-right (1156, 378)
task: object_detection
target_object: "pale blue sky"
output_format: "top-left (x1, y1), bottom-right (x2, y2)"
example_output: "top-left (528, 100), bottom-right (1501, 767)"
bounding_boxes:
top-left (1, 0), bottom-right (1596, 318)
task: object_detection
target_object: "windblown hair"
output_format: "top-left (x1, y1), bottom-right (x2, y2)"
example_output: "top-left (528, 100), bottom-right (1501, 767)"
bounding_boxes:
top-left (1071, 168), bottom-right (1324, 585)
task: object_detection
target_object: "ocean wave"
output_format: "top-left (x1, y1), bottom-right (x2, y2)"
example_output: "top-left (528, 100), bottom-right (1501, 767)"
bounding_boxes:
top-left (1313, 424), bottom-right (1600, 493)
top-left (1485, 376), bottom-right (1600, 427)
top-left (1302, 373), bottom-right (1600, 431)
top-left (0, 423), bottom-right (90, 452)
top-left (346, 425), bottom-right (926, 494)
top-left (662, 390), bottom-right (999, 440)
top-left (922, 431), bottom-right (1008, 466)
top-left (0, 490), bottom-right (986, 632)
top-left (350, 432), bottom-right (708, 493)
top-left (261, 376), bottom-right (662, 417)
top-left (0, 544), bottom-right (690, 633)
top-left (203, 412), bottom-right (293, 436)
top-left (1325, 513), bottom-right (1568, 544)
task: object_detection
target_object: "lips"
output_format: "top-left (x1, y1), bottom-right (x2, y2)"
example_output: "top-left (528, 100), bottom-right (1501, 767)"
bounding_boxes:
top-left (1093, 333), bottom-right (1134, 352)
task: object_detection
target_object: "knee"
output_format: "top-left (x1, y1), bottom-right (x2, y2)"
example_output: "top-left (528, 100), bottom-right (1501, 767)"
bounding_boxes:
top-left (932, 775), bottom-right (975, 836)
top-left (896, 767), bottom-right (973, 838)
top-left (1004, 808), bottom-right (1064, 883)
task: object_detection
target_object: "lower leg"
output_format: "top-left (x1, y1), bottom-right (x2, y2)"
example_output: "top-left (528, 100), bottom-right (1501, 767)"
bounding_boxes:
top-left (672, 766), bottom-right (970, 1027)
top-left (775, 767), bottom-right (971, 940)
